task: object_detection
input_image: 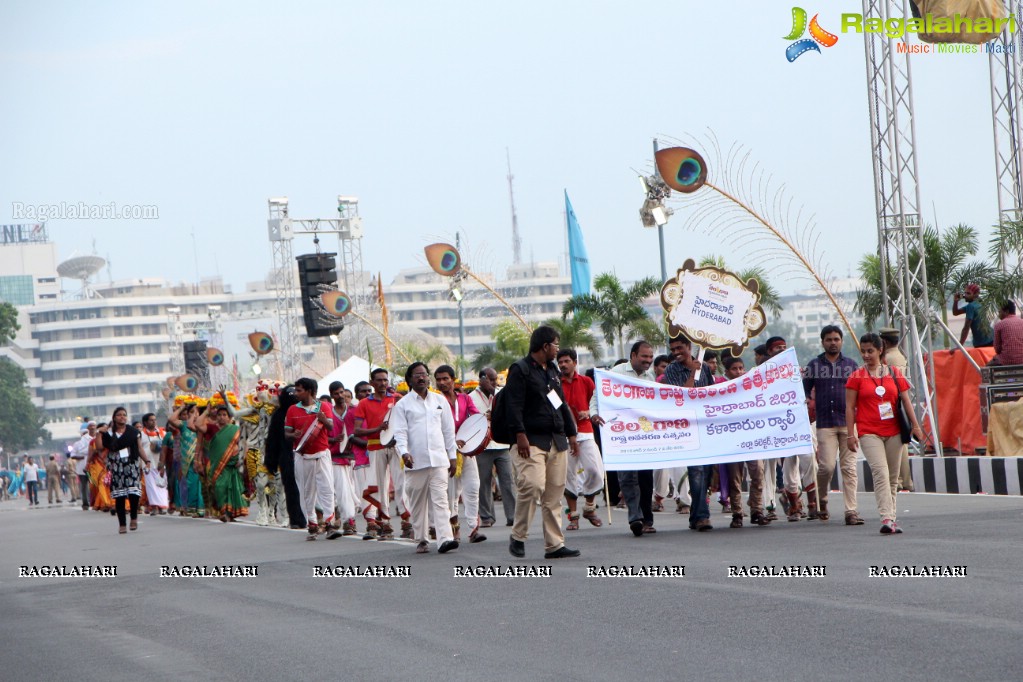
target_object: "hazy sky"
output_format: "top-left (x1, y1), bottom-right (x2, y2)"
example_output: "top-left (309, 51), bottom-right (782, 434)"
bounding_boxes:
top-left (0, 1), bottom-right (1008, 296)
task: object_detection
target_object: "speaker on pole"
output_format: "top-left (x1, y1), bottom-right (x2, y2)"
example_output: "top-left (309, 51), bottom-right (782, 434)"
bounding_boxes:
top-left (296, 252), bottom-right (345, 338)
top-left (183, 340), bottom-right (210, 388)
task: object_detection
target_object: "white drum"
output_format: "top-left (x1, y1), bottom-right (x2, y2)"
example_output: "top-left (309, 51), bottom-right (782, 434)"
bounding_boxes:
top-left (377, 405), bottom-right (395, 448)
top-left (456, 413), bottom-right (491, 456)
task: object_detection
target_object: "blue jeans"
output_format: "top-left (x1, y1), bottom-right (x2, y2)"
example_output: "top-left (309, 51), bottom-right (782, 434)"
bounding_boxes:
top-left (687, 465), bottom-right (711, 525)
top-left (618, 469), bottom-right (654, 526)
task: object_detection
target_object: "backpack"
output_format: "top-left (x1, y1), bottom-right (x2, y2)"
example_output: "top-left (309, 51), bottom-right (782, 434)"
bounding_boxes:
top-left (490, 359), bottom-right (529, 445)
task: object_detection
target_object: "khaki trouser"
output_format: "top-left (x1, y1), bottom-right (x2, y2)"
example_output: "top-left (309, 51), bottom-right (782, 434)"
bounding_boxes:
top-left (728, 460), bottom-right (765, 515)
top-left (816, 426), bottom-right (858, 513)
top-left (897, 445), bottom-right (913, 491)
top-left (859, 434), bottom-right (903, 522)
top-left (511, 443), bottom-right (567, 552)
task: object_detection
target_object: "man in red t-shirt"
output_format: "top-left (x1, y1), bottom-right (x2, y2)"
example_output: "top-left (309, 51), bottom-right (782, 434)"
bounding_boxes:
top-left (285, 377), bottom-right (336, 540)
top-left (557, 349), bottom-right (604, 531)
top-left (353, 368), bottom-right (409, 540)
top-left (325, 380), bottom-right (365, 539)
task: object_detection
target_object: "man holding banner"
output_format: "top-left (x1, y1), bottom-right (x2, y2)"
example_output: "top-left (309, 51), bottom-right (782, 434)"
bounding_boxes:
top-left (591, 341), bottom-right (657, 537)
top-left (662, 336), bottom-right (717, 531)
top-left (594, 347), bottom-right (813, 535)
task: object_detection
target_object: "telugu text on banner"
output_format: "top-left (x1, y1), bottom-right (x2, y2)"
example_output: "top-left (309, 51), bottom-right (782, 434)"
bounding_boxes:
top-left (595, 348), bottom-right (813, 470)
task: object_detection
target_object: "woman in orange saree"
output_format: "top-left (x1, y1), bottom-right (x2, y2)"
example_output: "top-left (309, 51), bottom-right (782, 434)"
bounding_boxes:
top-left (88, 426), bottom-right (114, 512)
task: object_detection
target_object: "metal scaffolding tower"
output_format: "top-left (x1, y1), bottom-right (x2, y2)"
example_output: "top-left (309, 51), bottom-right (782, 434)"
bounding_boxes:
top-left (861, 0), bottom-right (941, 450)
top-left (268, 198), bottom-right (301, 381)
top-left (267, 196), bottom-right (369, 377)
top-left (990, 0), bottom-right (1023, 266)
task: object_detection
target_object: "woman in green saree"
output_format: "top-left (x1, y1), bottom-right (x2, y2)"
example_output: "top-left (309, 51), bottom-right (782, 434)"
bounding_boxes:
top-left (206, 405), bottom-right (248, 521)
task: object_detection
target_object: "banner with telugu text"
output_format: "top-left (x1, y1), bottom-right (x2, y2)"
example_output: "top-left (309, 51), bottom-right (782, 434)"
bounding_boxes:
top-left (595, 348), bottom-right (813, 470)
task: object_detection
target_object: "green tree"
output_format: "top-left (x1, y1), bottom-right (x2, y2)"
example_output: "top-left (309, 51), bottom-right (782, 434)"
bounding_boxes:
top-left (562, 272), bottom-right (660, 358)
top-left (471, 319), bottom-right (529, 373)
top-left (0, 358), bottom-right (46, 451)
top-left (0, 302), bottom-right (19, 345)
top-left (544, 315), bottom-right (602, 361)
top-left (389, 342), bottom-right (451, 381)
top-left (985, 219), bottom-right (1023, 317)
top-left (854, 223), bottom-right (994, 347)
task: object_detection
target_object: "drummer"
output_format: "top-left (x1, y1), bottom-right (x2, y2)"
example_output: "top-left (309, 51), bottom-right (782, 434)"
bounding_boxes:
top-left (353, 368), bottom-right (411, 541)
top-left (556, 349), bottom-right (604, 531)
top-left (434, 365), bottom-right (486, 544)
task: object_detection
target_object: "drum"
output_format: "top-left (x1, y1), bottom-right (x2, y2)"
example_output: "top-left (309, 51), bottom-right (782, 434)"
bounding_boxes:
top-left (456, 413), bottom-right (491, 456)
top-left (377, 405), bottom-right (395, 447)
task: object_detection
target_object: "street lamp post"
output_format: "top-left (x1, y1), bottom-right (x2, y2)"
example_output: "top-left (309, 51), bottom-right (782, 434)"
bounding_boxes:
top-left (454, 233), bottom-right (466, 381)
top-left (653, 139), bottom-right (668, 283)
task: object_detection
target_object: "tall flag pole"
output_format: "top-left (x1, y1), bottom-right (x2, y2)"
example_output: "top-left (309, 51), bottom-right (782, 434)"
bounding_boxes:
top-left (378, 272), bottom-right (392, 367)
top-left (565, 190), bottom-right (591, 297)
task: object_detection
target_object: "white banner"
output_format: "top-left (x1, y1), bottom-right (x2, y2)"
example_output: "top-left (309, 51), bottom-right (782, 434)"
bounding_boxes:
top-left (595, 348), bottom-right (813, 470)
top-left (670, 270), bottom-right (757, 345)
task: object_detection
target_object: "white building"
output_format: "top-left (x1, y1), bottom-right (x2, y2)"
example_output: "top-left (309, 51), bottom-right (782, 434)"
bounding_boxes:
top-left (776, 277), bottom-right (865, 345)
top-left (383, 261), bottom-right (574, 356)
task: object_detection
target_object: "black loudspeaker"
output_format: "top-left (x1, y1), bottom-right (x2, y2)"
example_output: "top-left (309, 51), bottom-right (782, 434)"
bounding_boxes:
top-left (183, 340), bottom-right (210, 387)
top-left (296, 253), bottom-right (345, 338)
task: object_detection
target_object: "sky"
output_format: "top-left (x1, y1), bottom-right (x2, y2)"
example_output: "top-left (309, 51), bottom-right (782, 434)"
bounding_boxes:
top-left (0, 1), bottom-right (1011, 296)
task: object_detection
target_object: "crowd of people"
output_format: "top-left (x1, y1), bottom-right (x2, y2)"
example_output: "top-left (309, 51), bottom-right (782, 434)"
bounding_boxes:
top-left (10, 315), bottom-right (953, 548)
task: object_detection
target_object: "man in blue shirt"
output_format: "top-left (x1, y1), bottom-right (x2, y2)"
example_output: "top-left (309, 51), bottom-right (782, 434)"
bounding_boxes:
top-left (952, 283), bottom-right (994, 348)
top-left (803, 325), bottom-right (861, 525)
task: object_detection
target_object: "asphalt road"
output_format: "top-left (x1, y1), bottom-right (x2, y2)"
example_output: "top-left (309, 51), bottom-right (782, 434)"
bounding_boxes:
top-left (2, 492), bottom-right (1022, 682)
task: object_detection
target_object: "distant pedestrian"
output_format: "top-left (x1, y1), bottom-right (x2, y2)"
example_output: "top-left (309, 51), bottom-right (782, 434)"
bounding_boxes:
top-left (45, 456), bottom-right (62, 504)
top-left (23, 458), bottom-right (40, 506)
top-left (72, 422), bottom-right (96, 509)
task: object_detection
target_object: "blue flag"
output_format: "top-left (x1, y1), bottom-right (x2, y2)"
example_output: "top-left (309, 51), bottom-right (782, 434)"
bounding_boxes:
top-left (565, 190), bottom-right (591, 297)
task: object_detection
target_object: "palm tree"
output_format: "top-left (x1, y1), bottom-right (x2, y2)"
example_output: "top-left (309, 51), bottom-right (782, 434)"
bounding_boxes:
top-left (389, 341), bottom-right (451, 380)
top-left (855, 223), bottom-right (994, 347)
top-left (544, 315), bottom-right (602, 361)
top-left (470, 319), bottom-right (529, 373)
top-left (985, 219), bottom-right (1023, 315)
top-left (562, 272), bottom-right (660, 358)
top-left (697, 256), bottom-right (783, 317)
top-left (625, 316), bottom-right (667, 350)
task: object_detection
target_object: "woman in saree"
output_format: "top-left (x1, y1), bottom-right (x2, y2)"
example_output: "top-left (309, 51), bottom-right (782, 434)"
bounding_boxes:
top-left (6, 467), bottom-right (24, 499)
top-left (100, 406), bottom-right (153, 533)
top-left (204, 405), bottom-right (248, 522)
top-left (169, 403), bottom-right (204, 517)
top-left (87, 424), bottom-right (114, 512)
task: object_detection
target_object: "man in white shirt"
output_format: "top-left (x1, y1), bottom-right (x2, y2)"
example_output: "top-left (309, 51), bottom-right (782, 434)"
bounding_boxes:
top-left (23, 457), bottom-right (41, 506)
top-left (591, 340), bottom-right (657, 536)
top-left (71, 422), bottom-right (96, 509)
top-left (391, 362), bottom-right (459, 555)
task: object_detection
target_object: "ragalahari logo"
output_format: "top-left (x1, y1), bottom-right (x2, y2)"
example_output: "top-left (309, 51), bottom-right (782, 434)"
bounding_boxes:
top-left (784, 7), bottom-right (839, 62)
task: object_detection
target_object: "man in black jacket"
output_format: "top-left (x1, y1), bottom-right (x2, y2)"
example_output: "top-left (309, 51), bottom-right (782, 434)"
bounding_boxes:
top-left (505, 326), bottom-right (580, 559)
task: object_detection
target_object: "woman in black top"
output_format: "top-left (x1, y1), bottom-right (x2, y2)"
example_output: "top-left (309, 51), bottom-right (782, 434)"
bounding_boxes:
top-left (100, 406), bottom-right (153, 534)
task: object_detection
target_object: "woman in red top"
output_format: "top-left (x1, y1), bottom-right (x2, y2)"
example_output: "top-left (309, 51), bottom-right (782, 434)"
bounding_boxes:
top-left (845, 333), bottom-right (923, 534)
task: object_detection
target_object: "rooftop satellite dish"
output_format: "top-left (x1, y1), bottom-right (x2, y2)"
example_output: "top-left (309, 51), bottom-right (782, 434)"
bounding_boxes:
top-left (57, 255), bottom-right (106, 299)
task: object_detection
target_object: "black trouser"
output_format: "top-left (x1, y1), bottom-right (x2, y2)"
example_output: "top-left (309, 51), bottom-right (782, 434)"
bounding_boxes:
top-left (277, 456), bottom-right (306, 528)
top-left (78, 474), bottom-right (91, 508)
top-left (618, 469), bottom-right (654, 526)
top-left (115, 494), bottom-right (140, 527)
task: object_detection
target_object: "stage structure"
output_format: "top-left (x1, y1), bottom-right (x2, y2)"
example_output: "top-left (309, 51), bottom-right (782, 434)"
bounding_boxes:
top-left (862, 0), bottom-right (1023, 452)
top-left (266, 196), bottom-right (368, 380)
